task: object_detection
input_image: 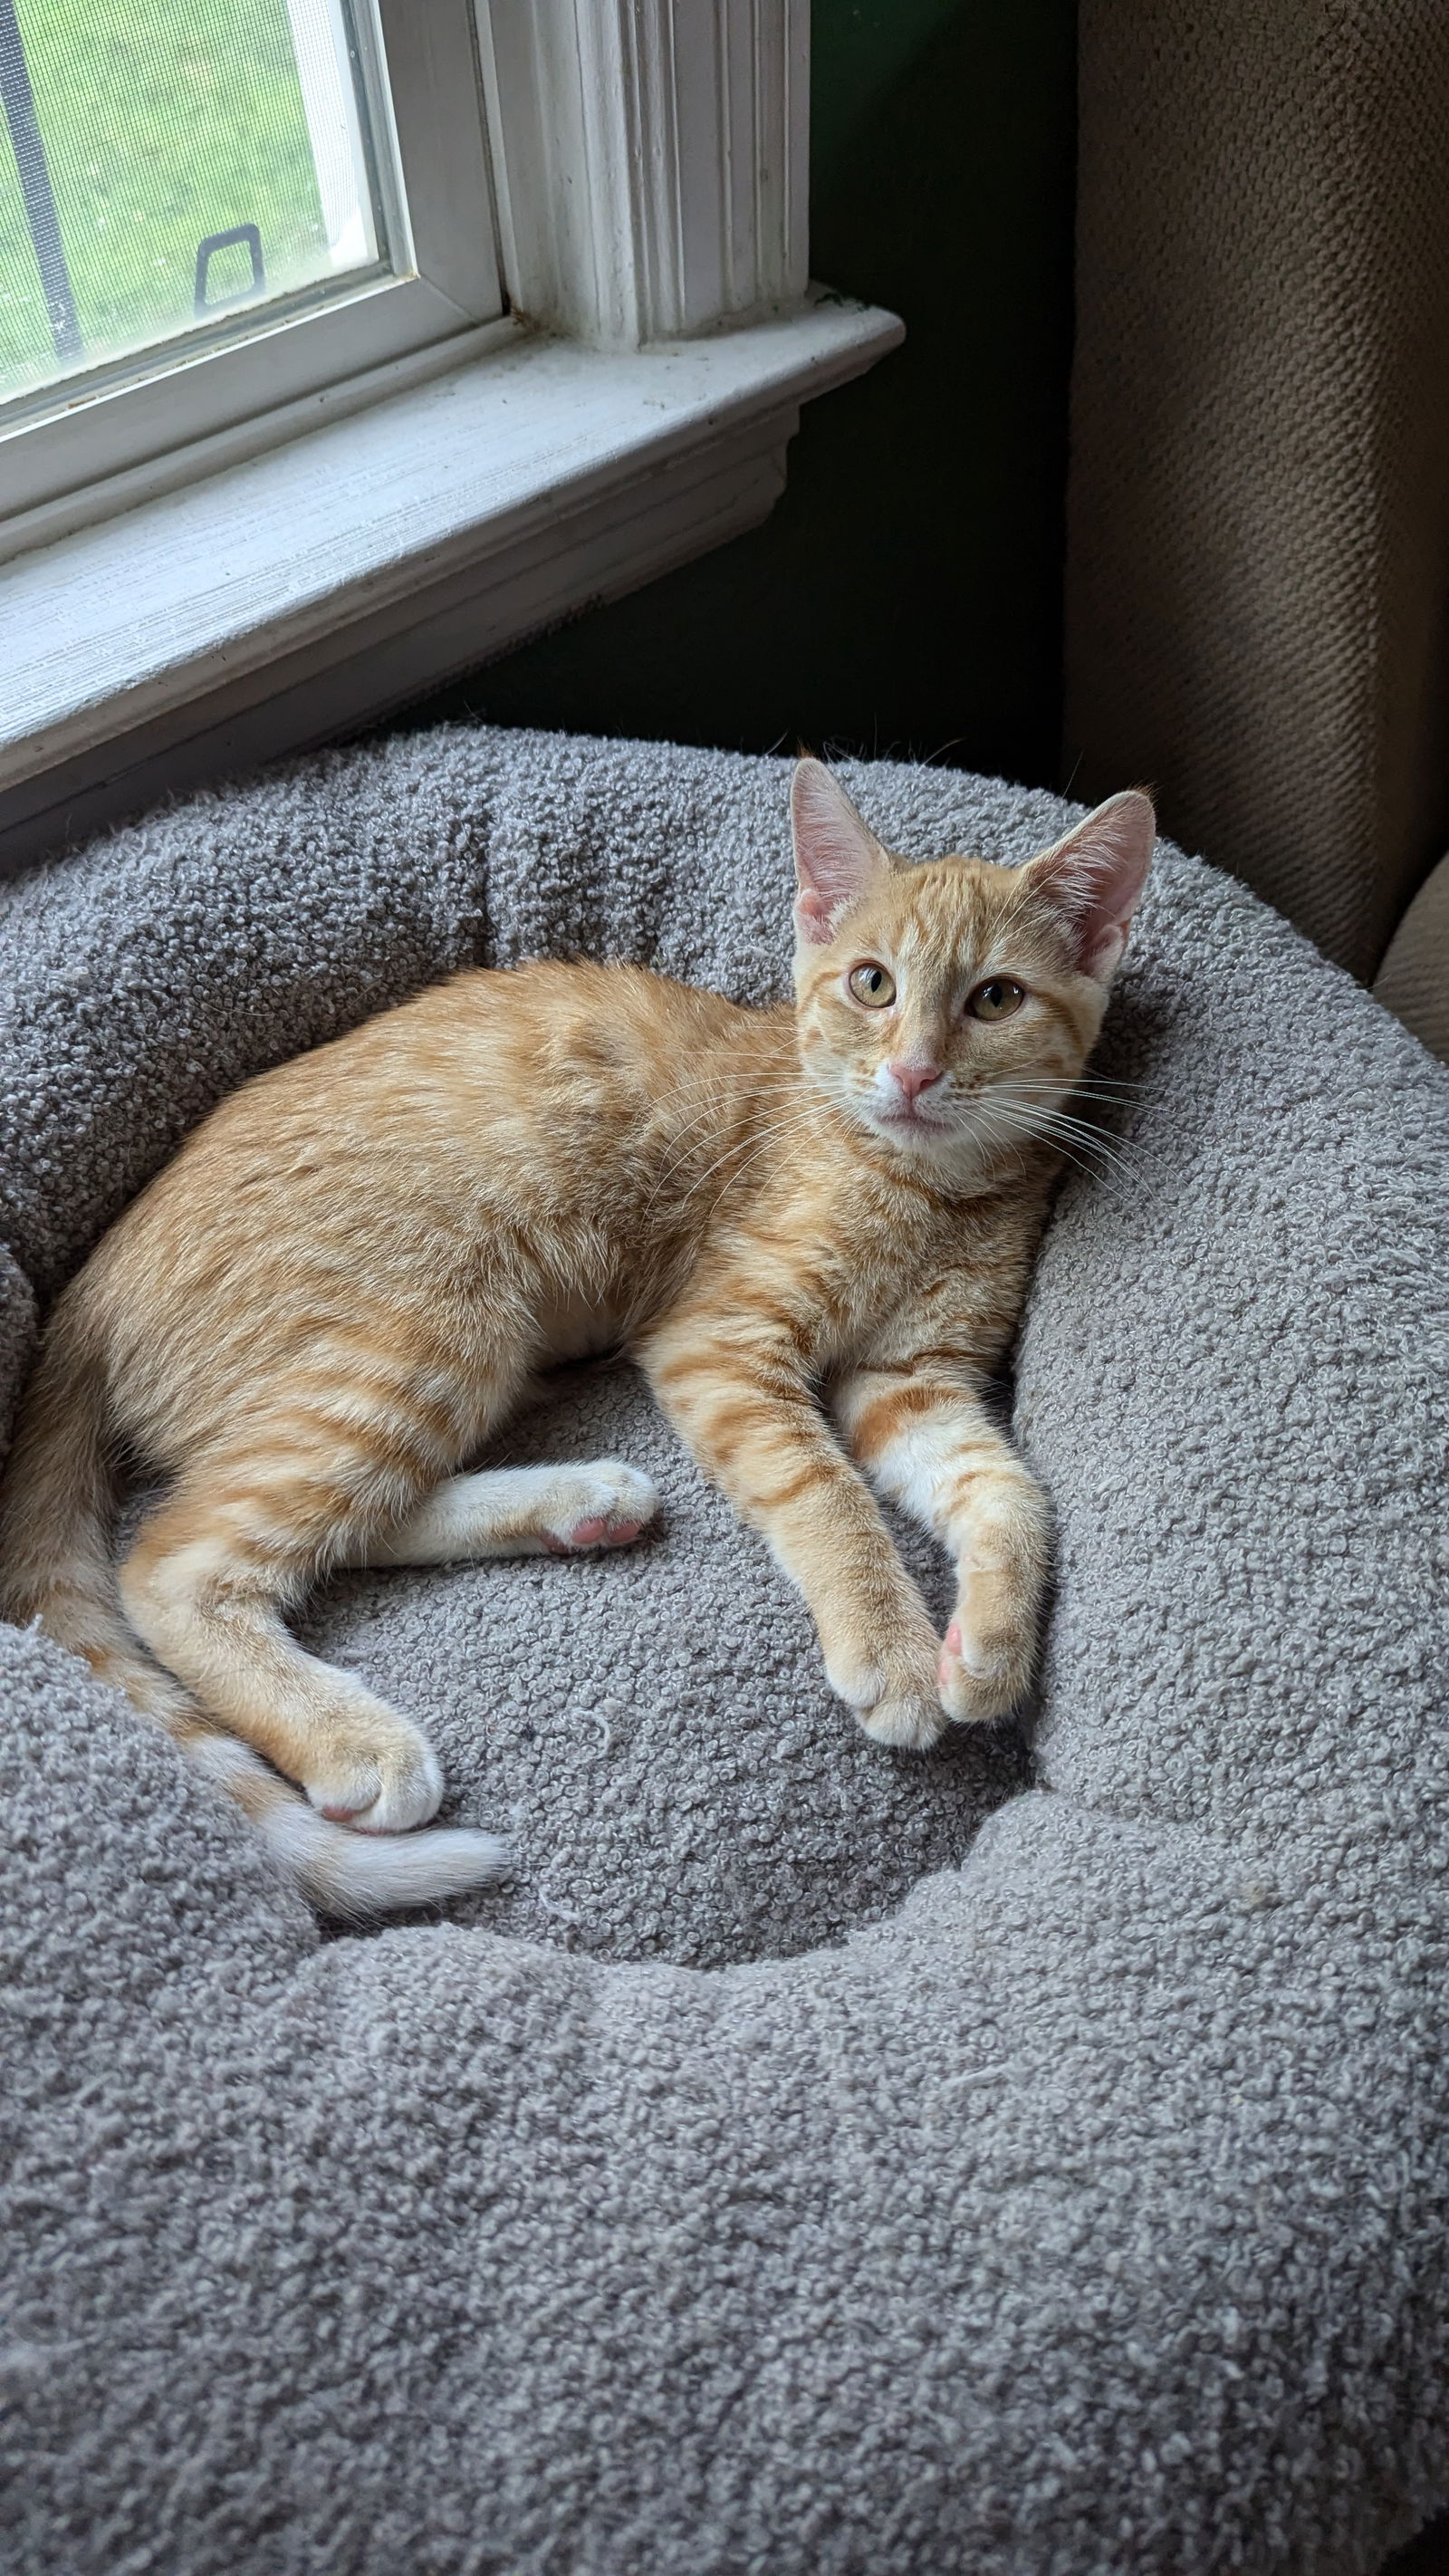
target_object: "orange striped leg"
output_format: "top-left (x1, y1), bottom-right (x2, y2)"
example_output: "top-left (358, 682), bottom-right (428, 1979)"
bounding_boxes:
top-left (641, 1324), bottom-right (944, 1749)
top-left (113, 1352), bottom-right (513, 1830)
top-left (119, 1443), bottom-right (453, 1830)
top-left (839, 1372), bottom-right (1051, 1723)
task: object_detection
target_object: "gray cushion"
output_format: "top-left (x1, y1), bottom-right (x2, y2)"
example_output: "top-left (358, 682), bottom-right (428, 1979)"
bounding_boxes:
top-left (2, 724), bottom-right (1445, 2575)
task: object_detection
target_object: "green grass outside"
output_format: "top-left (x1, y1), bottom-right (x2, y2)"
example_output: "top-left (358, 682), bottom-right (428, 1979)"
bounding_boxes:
top-left (0, 0), bottom-right (331, 404)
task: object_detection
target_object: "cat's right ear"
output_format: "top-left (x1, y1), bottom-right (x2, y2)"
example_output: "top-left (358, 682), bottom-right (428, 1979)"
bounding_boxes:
top-left (791, 759), bottom-right (891, 946)
top-left (1025, 789), bottom-right (1157, 985)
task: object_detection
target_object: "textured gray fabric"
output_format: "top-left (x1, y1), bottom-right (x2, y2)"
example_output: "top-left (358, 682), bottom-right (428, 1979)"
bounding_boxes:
top-left (0, 1243), bottom-right (35, 1473)
top-left (1, 723), bottom-right (1446, 2575)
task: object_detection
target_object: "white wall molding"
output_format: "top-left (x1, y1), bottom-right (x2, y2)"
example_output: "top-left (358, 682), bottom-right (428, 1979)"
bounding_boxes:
top-left (478, 0), bottom-right (809, 345)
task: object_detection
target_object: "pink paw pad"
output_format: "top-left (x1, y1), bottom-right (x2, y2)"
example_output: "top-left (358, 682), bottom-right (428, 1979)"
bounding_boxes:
top-left (543, 1515), bottom-right (644, 1554)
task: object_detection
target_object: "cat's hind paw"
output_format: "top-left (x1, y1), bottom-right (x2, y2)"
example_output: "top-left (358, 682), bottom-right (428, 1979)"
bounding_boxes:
top-left (305, 1708), bottom-right (445, 1832)
top-left (540, 1460), bottom-right (660, 1554)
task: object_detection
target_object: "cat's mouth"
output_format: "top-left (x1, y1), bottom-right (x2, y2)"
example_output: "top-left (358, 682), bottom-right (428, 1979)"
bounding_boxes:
top-left (866, 1096), bottom-right (961, 1146)
top-left (874, 1101), bottom-right (945, 1129)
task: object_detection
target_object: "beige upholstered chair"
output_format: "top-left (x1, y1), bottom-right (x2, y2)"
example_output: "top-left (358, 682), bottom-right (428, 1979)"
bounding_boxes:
top-left (1064, 0), bottom-right (1449, 1067)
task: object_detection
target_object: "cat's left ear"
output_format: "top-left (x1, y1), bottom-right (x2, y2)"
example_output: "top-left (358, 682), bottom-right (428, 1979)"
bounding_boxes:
top-left (791, 758), bottom-right (893, 946)
top-left (1025, 789), bottom-right (1156, 985)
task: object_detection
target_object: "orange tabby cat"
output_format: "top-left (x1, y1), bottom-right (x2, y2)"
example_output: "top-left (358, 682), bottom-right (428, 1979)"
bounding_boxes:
top-left (0, 762), bottom-right (1155, 1913)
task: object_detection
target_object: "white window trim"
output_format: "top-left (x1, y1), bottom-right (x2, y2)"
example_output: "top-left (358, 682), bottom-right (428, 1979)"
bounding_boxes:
top-left (479, 0), bottom-right (809, 344)
top-left (0, 2), bottom-right (903, 875)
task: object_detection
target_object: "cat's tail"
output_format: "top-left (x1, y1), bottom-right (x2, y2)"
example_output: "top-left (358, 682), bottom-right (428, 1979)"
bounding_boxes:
top-left (0, 1324), bottom-right (508, 1918)
top-left (178, 1726), bottom-right (512, 1918)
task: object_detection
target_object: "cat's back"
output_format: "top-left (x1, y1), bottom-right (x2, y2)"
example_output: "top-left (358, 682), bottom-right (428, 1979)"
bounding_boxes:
top-left (97, 958), bottom-right (751, 1187)
top-left (73, 957), bottom-right (774, 1303)
top-left (441, 957), bottom-right (765, 1104)
top-left (49, 956), bottom-right (776, 1443)
top-left (184, 957), bottom-right (752, 1133)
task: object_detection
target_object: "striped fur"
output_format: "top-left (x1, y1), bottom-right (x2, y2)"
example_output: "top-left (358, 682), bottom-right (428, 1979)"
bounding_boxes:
top-left (0, 767), bottom-right (1155, 1909)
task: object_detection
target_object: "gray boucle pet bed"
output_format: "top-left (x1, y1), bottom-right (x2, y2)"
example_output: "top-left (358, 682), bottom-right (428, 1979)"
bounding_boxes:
top-left (2, 723), bottom-right (1446, 2576)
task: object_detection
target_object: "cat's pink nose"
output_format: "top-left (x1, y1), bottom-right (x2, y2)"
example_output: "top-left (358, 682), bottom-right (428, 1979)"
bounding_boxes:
top-left (887, 1060), bottom-right (945, 1102)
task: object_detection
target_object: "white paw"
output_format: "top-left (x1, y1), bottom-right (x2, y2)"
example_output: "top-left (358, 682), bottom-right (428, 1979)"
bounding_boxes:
top-left (304, 1716), bottom-right (444, 1834)
top-left (857, 1692), bottom-right (946, 1751)
top-left (540, 1460), bottom-right (660, 1553)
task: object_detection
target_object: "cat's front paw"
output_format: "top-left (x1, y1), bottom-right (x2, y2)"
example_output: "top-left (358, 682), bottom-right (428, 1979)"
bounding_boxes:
top-left (826, 1626), bottom-right (947, 1753)
top-left (936, 1562), bottom-right (1041, 1725)
top-left (858, 1690), bottom-right (946, 1752)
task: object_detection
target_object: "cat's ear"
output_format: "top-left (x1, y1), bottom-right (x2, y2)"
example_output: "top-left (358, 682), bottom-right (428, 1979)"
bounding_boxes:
top-left (791, 759), bottom-right (892, 946)
top-left (1025, 790), bottom-right (1156, 984)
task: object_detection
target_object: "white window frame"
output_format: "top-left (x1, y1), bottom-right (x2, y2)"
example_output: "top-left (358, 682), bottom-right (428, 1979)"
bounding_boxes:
top-left (0, 0), bottom-right (903, 875)
top-left (0, 0), bottom-right (504, 533)
top-left (479, 0), bottom-right (809, 346)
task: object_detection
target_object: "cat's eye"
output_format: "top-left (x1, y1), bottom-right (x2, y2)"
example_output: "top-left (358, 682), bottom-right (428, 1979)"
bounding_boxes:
top-left (848, 962), bottom-right (896, 1008)
top-left (966, 976), bottom-right (1026, 1022)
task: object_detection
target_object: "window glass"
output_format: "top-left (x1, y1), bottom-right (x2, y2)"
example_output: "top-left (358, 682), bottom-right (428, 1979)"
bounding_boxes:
top-left (0, 0), bottom-right (384, 413)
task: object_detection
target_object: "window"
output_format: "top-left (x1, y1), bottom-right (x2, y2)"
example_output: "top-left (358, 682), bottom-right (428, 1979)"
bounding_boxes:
top-left (0, 2), bottom-right (902, 874)
top-left (0, 0), bottom-right (383, 405)
top-left (0, 0), bottom-right (502, 528)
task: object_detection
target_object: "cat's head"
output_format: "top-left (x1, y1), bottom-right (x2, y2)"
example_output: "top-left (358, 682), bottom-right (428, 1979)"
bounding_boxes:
top-left (790, 759), bottom-right (1156, 1183)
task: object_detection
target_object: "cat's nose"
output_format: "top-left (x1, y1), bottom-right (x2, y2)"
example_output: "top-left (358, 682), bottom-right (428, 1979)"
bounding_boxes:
top-left (886, 1060), bottom-right (945, 1102)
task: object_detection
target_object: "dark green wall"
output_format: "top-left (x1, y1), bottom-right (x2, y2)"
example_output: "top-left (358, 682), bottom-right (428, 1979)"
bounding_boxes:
top-left (408, 0), bottom-right (1078, 790)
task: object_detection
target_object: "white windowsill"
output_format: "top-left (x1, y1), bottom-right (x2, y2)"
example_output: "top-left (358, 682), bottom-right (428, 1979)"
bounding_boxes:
top-left (0, 292), bottom-right (902, 873)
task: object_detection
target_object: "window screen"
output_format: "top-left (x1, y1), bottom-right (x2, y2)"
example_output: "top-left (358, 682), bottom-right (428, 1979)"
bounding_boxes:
top-left (0, 0), bottom-right (385, 411)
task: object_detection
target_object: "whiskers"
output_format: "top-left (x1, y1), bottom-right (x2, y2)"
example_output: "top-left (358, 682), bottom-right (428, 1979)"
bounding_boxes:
top-left (1040, 1074), bottom-right (1146, 1105)
top-left (640, 1076), bottom-right (801, 1216)
top-left (972, 1078), bottom-right (1142, 1203)
top-left (680, 1103), bottom-right (825, 1230)
top-left (638, 1062), bottom-right (1145, 1240)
